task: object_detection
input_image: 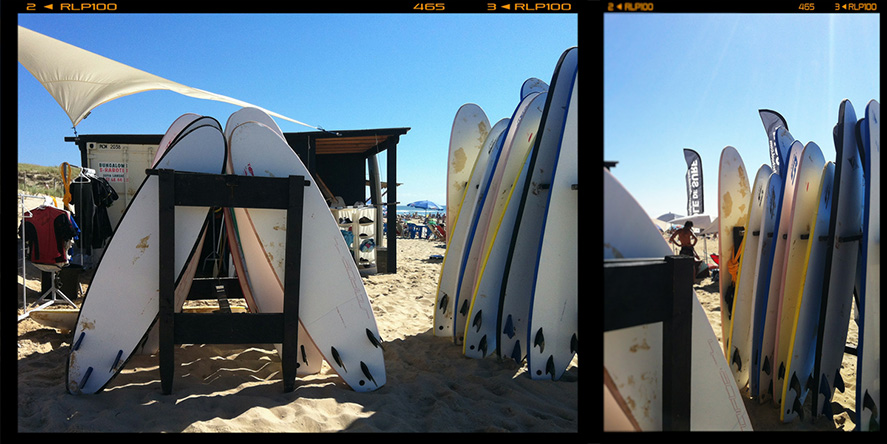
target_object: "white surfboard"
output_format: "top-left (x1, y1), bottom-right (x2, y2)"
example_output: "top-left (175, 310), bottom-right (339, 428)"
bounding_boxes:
top-left (726, 163), bottom-right (772, 391)
top-left (814, 99), bottom-right (863, 417)
top-left (498, 47), bottom-right (577, 363)
top-left (604, 366), bottom-right (642, 431)
top-left (781, 161), bottom-right (834, 422)
top-left (718, 146), bottom-right (751, 353)
top-left (434, 118), bottom-right (509, 339)
top-left (758, 140), bottom-right (805, 404)
top-left (527, 76), bottom-right (577, 380)
top-left (520, 77), bottom-right (549, 99)
top-left (151, 113), bottom-right (202, 166)
top-left (228, 120), bottom-right (385, 392)
top-left (774, 141), bottom-right (825, 413)
top-left (446, 103), bottom-right (490, 240)
top-left (224, 106), bottom-right (282, 142)
top-left (453, 91), bottom-right (541, 344)
top-left (137, 115), bottom-right (227, 356)
top-left (749, 171), bottom-right (781, 399)
top-left (464, 91), bottom-right (546, 358)
top-left (67, 120), bottom-right (227, 394)
top-left (603, 168), bottom-right (752, 431)
top-left (222, 107), bottom-right (324, 375)
top-left (855, 99), bottom-right (879, 431)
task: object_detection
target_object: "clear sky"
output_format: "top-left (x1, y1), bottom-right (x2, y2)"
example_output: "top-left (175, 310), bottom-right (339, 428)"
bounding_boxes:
top-left (604, 13), bottom-right (879, 224)
top-left (17, 9), bottom-right (578, 207)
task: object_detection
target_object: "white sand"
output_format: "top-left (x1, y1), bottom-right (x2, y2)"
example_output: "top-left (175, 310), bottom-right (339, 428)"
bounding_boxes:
top-left (17, 237), bottom-right (578, 433)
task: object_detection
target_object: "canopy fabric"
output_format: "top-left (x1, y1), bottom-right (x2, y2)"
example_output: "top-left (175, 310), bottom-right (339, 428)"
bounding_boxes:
top-left (18, 26), bottom-right (317, 130)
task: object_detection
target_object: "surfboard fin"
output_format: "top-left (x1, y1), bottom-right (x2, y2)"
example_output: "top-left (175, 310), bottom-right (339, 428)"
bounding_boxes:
top-left (789, 373), bottom-right (802, 397)
top-left (533, 328), bottom-right (545, 354)
top-left (863, 390), bottom-right (878, 415)
top-left (762, 355), bottom-right (771, 375)
top-left (863, 390), bottom-right (880, 430)
top-left (360, 361), bottom-right (376, 387)
top-left (503, 314), bottom-right (515, 339)
top-left (545, 355), bottom-right (556, 378)
top-left (791, 397), bottom-right (804, 422)
top-left (731, 347), bottom-right (742, 371)
top-left (80, 367), bottom-right (93, 391)
top-left (778, 361), bottom-right (785, 380)
top-left (331, 346), bottom-right (346, 372)
top-left (111, 350), bottom-right (124, 372)
top-left (833, 368), bottom-right (845, 393)
top-left (459, 299), bottom-right (470, 317)
top-left (478, 335), bottom-right (488, 358)
top-left (300, 345), bottom-right (308, 367)
top-left (472, 310), bottom-right (483, 332)
top-left (570, 333), bottom-right (578, 355)
top-left (366, 328), bottom-right (385, 351)
top-left (438, 293), bottom-right (449, 313)
top-left (510, 341), bottom-right (522, 364)
top-left (73, 332), bottom-right (85, 351)
top-left (819, 374), bottom-right (833, 416)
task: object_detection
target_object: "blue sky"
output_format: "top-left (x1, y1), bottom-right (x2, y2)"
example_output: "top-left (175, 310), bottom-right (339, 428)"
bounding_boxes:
top-left (17, 12), bottom-right (577, 207)
top-left (605, 13), bottom-right (879, 223)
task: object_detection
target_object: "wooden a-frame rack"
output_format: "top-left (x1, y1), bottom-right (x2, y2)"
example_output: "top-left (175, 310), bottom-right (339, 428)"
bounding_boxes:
top-left (151, 169), bottom-right (309, 394)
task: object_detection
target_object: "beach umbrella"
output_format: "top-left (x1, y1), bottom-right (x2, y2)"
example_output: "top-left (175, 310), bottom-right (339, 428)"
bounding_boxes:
top-left (656, 212), bottom-right (684, 222)
top-left (407, 200), bottom-right (442, 215)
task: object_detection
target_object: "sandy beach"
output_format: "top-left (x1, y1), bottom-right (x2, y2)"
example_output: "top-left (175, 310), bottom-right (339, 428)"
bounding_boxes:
top-left (17, 224), bottom-right (579, 433)
top-left (667, 232), bottom-right (859, 431)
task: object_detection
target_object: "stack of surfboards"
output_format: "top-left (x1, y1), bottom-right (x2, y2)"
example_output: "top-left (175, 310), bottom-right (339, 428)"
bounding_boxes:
top-left (717, 99), bottom-right (879, 429)
top-left (433, 47), bottom-right (578, 381)
top-left (66, 107), bottom-right (386, 394)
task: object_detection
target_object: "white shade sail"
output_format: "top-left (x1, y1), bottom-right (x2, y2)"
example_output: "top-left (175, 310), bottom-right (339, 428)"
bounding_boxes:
top-left (18, 25), bottom-right (317, 130)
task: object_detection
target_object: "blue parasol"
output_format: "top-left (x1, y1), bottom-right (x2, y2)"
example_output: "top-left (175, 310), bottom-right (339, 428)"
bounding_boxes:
top-left (407, 200), bottom-right (442, 215)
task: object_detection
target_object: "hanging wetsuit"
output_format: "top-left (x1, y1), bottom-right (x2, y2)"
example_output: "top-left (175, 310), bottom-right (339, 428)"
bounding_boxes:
top-left (69, 177), bottom-right (96, 249)
top-left (70, 175), bottom-right (118, 249)
top-left (20, 206), bottom-right (78, 266)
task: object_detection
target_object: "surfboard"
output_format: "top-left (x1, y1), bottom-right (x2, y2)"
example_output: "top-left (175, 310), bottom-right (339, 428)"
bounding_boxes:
top-left (813, 99), bottom-right (863, 418)
top-left (446, 103), bottom-right (490, 242)
top-left (749, 171), bottom-right (782, 399)
top-left (66, 119), bottom-right (227, 394)
top-left (224, 106), bottom-right (282, 142)
top-left (433, 118), bottom-right (509, 340)
top-left (452, 92), bottom-right (541, 344)
top-left (603, 167), bottom-right (752, 431)
top-left (222, 107), bottom-right (324, 376)
top-left (758, 139), bottom-right (805, 404)
top-left (133, 115), bottom-right (218, 355)
top-left (497, 47), bottom-right (577, 364)
top-left (773, 142), bottom-right (826, 407)
top-left (227, 120), bottom-right (385, 392)
top-left (780, 161), bottom-right (834, 422)
top-left (520, 77), bottom-right (548, 99)
top-left (463, 91), bottom-right (546, 358)
top-left (726, 164), bottom-right (772, 391)
top-left (526, 75), bottom-right (577, 380)
top-left (151, 113), bottom-right (201, 165)
top-left (718, 146), bottom-right (751, 354)
top-left (604, 366), bottom-right (642, 431)
top-left (855, 99), bottom-right (879, 431)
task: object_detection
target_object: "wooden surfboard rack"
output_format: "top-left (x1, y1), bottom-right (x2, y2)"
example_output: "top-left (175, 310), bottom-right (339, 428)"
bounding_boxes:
top-left (604, 255), bottom-right (694, 431)
top-left (151, 169), bottom-right (309, 394)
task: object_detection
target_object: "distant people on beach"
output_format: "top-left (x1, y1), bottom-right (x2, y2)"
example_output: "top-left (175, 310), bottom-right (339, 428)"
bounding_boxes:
top-left (668, 221), bottom-right (698, 258)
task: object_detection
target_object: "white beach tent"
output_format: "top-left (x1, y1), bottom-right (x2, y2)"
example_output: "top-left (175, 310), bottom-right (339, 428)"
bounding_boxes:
top-left (17, 25), bottom-right (318, 130)
top-left (667, 214), bottom-right (713, 233)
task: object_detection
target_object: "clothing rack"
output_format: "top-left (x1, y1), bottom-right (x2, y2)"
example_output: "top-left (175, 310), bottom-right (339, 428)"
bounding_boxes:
top-left (17, 193), bottom-right (78, 322)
